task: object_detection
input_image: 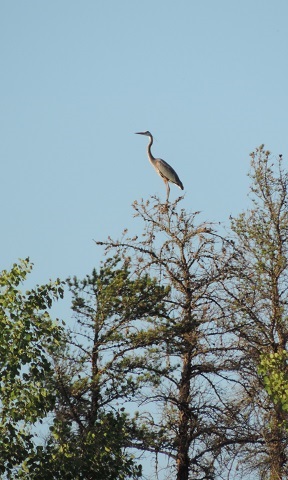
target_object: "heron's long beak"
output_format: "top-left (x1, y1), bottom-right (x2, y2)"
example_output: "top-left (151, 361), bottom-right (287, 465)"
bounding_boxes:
top-left (135, 132), bottom-right (145, 135)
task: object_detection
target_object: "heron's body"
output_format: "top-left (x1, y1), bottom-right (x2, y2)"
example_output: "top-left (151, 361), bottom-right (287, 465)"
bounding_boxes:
top-left (135, 131), bottom-right (184, 201)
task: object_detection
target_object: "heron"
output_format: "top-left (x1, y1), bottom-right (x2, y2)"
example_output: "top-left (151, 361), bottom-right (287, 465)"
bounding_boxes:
top-left (135, 131), bottom-right (184, 202)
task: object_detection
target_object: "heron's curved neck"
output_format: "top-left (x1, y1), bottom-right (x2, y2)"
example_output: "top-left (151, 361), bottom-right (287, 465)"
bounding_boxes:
top-left (147, 135), bottom-right (155, 162)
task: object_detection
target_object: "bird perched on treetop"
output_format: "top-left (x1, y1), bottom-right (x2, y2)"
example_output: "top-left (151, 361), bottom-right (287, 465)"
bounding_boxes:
top-left (135, 131), bottom-right (184, 202)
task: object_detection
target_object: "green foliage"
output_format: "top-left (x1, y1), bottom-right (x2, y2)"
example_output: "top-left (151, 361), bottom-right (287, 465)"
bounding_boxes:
top-left (259, 350), bottom-right (288, 412)
top-left (0, 258), bottom-right (64, 476)
top-left (18, 411), bottom-right (142, 480)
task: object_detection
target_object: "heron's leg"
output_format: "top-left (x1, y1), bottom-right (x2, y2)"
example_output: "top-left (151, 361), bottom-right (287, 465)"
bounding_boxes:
top-left (166, 182), bottom-right (170, 202)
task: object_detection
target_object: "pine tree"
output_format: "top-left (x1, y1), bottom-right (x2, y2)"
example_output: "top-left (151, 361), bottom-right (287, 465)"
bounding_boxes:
top-left (97, 197), bottom-right (236, 480)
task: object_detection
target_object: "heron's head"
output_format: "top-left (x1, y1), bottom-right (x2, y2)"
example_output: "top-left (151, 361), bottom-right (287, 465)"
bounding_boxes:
top-left (135, 131), bottom-right (152, 137)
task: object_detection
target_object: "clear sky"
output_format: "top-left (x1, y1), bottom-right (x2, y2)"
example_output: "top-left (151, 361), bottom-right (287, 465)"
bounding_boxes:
top-left (1, 0), bottom-right (288, 283)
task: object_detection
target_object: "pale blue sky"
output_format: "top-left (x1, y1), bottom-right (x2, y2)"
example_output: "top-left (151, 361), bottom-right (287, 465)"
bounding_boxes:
top-left (1, 0), bottom-right (288, 286)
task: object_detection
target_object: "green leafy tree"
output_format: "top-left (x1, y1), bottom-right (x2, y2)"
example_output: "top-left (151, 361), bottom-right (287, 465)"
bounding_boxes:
top-left (0, 258), bottom-right (64, 478)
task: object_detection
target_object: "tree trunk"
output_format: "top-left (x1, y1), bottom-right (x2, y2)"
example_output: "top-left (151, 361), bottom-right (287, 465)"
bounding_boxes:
top-left (268, 410), bottom-right (287, 480)
top-left (176, 346), bottom-right (193, 480)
